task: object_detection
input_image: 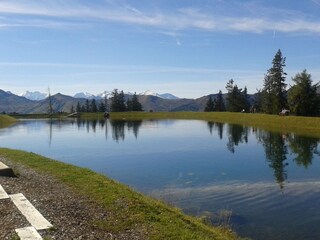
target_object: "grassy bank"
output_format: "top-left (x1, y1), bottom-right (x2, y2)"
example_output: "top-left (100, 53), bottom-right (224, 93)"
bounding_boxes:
top-left (0, 148), bottom-right (244, 240)
top-left (10, 113), bottom-right (68, 119)
top-left (82, 112), bottom-right (320, 138)
top-left (0, 114), bottom-right (18, 128)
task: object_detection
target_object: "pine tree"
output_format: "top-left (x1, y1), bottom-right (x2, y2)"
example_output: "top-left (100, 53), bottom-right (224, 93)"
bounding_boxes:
top-left (204, 96), bottom-right (215, 112)
top-left (225, 79), bottom-right (247, 112)
top-left (241, 86), bottom-right (250, 112)
top-left (90, 99), bottom-right (97, 112)
top-left (98, 101), bottom-right (106, 112)
top-left (252, 89), bottom-right (263, 113)
top-left (262, 49), bottom-right (287, 114)
top-left (85, 99), bottom-right (90, 112)
top-left (111, 89), bottom-right (127, 112)
top-left (214, 90), bottom-right (225, 112)
top-left (131, 92), bottom-right (143, 111)
top-left (80, 104), bottom-right (86, 112)
top-left (288, 69), bottom-right (320, 116)
top-left (76, 101), bottom-right (81, 112)
top-left (118, 90), bottom-right (127, 112)
top-left (126, 99), bottom-right (133, 111)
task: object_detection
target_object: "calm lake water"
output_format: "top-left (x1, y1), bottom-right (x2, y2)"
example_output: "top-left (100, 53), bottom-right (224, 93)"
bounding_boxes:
top-left (1, 119), bottom-right (320, 240)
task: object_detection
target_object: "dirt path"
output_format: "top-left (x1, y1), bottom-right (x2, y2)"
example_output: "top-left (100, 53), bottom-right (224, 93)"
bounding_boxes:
top-left (0, 157), bottom-right (142, 240)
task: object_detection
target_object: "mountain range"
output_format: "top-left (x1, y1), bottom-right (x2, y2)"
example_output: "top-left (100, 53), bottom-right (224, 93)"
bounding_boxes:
top-left (19, 91), bottom-right (48, 101)
top-left (0, 89), bottom-right (217, 114)
top-left (19, 90), bottom-right (179, 101)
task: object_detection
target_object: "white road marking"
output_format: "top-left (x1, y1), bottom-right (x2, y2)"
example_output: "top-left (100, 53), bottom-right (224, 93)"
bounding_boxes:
top-left (10, 193), bottom-right (53, 230)
top-left (15, 226), bottom-right (43, 240)
top-left (0, 184), bottom-right (9, 199)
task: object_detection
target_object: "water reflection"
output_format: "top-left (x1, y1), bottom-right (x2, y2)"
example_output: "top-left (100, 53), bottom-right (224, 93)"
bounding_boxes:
top-left (207, 121), bottom-right (320, 189)
top-left (226, 124), bottom-right (248, 153)
top-left (2, 119), bottom-right (320, 240)
top-left (259, 132), bottom-right (288, 189)
top-left (127, 121), bottom-right (142, 139)
top-left (288, 135), bottom-right (319, 168)
top-left (69, 119), bottom-right (143, 141)
top-left (33, 119), bottom-right (320, 190)
top-left (207, 122), bottom-right (224, 139)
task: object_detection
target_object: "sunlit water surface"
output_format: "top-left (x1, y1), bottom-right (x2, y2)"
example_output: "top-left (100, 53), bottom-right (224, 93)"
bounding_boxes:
top-left (1, 119), bottom-right (320, 240)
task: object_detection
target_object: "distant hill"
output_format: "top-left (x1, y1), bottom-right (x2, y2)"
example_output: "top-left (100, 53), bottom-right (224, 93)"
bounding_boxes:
top-left (0, 88), bottom-right (255, 114)
top-left (0, 91), bottom-right (87, 114)
top-left (0, 90), bottom-right (36, 114)
top-left (137, 95), bottom-right (199, 112)
top-left (28, 93), bottom-right (87, 114)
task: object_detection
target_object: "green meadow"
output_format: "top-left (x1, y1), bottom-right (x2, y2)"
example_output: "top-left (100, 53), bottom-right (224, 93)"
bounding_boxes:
top-left (0, 114), bottom-right (17, 128)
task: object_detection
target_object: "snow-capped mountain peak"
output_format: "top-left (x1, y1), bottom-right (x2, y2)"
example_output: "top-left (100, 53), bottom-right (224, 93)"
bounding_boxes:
top-left (139, 90), bottom-right (179, 99)
top-left (141, 90), bottom-right (157, 96)
top-left (159, 93), bottom-right (179, 100)
top-left (19, 89), bottom-right (179, 101)
top-left (19, 91), bottom-right (47, 101)
top-left (74, 91), bottom-right (113, 99)
top-left (73, 92), bottom-right (96, 99)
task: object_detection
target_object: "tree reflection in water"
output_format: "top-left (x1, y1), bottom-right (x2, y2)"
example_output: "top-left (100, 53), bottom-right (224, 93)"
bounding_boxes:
top-left (259, 132), bottom-right (288, 189)
top-left (207, 121), bottom-right (320, 189)
top-left (74, 119), bottom-right (142, 142)
top-left (207, 122), bottom-right (224, 139)
top-left (288, 135), bottom-right (319, 168)
top-left (226, 124), bottom-right (248, 153)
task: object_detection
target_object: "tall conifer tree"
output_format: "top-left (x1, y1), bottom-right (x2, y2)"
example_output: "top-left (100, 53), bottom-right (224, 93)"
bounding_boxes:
top-left (262, 49), bottom-right (287, 114)
top-left (204, 96), bottom-right (215, 112)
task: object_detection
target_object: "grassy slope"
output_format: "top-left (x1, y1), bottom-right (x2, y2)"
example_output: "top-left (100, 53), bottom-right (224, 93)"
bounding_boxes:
top-left (0, 114), bottom-right (17, 128)
top-left (0, 148), bottom-right (243, 240)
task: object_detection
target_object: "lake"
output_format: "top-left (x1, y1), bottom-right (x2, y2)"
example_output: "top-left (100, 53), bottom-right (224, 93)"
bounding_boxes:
top-left (1, 118), bottom-right (320, 240)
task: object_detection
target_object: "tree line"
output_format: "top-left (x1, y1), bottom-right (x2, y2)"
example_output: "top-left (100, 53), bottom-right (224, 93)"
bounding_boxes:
top-left (72, 89), bottom-right (143, 113)
top-left (205, 49), bottom-right (320, 116)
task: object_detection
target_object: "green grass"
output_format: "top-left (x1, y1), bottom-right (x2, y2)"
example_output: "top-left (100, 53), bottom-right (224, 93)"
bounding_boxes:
top-left (0, 114), bottom-right (18, 128)
top-left (0, 148), bottom-right (244, 240)
top-left (10, 113), bottom-right (68, 119)
top-left (81, 112), bottom-right (320, 138)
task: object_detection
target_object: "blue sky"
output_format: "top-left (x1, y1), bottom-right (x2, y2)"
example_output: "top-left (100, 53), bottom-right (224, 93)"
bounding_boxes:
top-left (1, 0), bottom-right (320, 98)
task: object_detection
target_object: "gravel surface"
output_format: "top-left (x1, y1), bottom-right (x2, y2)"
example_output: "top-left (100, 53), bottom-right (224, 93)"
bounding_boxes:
top-left (0, 157), bottom-right (144, 240)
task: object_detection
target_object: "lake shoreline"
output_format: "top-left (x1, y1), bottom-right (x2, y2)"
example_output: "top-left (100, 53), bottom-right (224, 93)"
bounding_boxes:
top-left (0, 148), bottom-right (243, 240)
top-left (8, 112), bottom-right (320, 137)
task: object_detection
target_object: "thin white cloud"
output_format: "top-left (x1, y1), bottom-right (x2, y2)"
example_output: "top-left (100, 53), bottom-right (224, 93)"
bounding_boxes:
top-left (312, 0), bottom-right (320, 6)
top-left (0, 1), bottom-right (319, 34)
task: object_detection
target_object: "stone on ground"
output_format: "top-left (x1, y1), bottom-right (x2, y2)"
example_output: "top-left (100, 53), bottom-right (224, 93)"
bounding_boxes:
top-left (0, 161), bottom-right (15, 177)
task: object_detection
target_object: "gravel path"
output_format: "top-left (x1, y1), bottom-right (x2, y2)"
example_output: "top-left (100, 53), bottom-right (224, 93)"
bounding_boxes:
top-left (0, 157), bottom-right (144, 240)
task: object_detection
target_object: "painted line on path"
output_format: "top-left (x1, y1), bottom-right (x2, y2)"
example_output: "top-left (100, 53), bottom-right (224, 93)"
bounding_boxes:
top-left (10, 193), bottom-right (53, 230)
top-left (15, 226), bottom-right (43, 240)
top-left (0, 184), bottom-right (9, 199)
